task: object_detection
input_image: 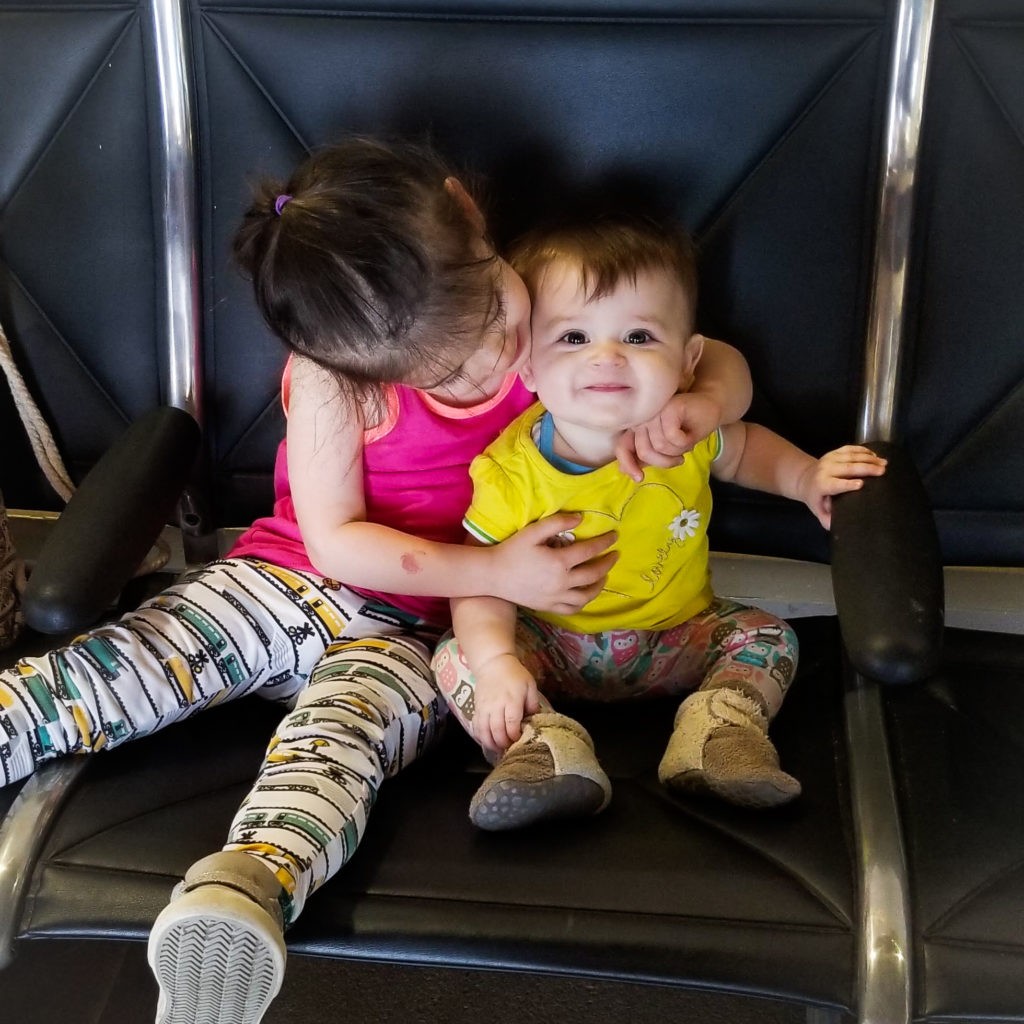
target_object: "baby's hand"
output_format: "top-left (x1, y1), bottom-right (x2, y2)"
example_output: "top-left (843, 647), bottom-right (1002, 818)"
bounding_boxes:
top-left (492, 513), bottom-right (618, 614)
top-left (615, 391), bottom-right (722, 482)
top-left (799, 445), bottom-right (888, 529)
top-left (472, 655), bottom-right (541, 755)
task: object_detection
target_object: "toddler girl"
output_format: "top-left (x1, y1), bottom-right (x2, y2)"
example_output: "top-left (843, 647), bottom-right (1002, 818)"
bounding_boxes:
top-left (0, 139), bottom-right (751, 1024)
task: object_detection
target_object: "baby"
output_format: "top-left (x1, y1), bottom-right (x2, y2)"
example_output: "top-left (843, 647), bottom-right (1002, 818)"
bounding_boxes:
top-left (432, 214), bottom-right (886, 828)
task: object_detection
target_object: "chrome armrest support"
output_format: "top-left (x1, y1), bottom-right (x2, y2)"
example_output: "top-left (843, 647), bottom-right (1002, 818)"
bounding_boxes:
top-left (0, 759), bottom-right (88, 969)
top-left (846, 675), bottom-right (911, 1024)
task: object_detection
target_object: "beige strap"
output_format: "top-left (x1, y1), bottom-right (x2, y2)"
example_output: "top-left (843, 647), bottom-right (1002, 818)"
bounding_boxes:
top-left (0, 322), bottom-right (74, 501)
top-left (0, 320), bottom-right (170, 577)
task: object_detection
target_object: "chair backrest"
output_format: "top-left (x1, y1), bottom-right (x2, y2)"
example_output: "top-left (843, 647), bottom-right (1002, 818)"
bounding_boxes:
top-left (191, 0), bottom-right (896, 563)
top-left (0, 0), bottom-right (165, 510)
top-left (10, 1), bottom-right (1020, 577)
top-left (901, 0), bottom-right (1024, 567)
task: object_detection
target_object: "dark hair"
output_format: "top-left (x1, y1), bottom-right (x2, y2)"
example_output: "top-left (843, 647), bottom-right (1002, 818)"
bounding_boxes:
top-left (233, 137), bottom-right (499, 405)
top-left (508, 214), bottom-right (698, 329)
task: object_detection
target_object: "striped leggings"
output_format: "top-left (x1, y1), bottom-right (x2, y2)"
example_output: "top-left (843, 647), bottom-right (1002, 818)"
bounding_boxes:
top-left (0, 558), bottom-right (446, 924)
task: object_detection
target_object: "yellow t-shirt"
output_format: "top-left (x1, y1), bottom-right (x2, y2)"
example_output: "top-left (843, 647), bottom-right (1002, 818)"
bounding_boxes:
top-left (464, 403), bottom-right (722, 633)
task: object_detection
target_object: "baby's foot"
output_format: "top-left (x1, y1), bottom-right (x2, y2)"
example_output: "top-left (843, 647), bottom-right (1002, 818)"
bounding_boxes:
top-left (658, 688), bottom-right (801, 808)
top-left (470, 711), bottom-right (612, 830)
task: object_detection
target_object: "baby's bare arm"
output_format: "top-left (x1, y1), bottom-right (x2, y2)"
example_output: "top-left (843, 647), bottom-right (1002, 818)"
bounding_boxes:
top-left (713, 422), bottom-right (887, 529)
top-left (451, 591), bottom-right (540, 754)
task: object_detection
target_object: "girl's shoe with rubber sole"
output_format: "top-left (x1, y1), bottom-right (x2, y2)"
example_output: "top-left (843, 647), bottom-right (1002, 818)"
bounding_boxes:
top-left (148, 851), bottom-right (287, 1024)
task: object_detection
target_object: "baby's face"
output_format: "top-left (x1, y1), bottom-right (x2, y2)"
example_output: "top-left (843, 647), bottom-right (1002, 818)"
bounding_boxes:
top-left (522, 260), bottom-right (698, 432)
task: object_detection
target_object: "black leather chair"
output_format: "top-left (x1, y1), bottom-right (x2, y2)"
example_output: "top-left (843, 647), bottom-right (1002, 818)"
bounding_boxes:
top-left (879, 1), bottom-right (1024, 1018)
top-left (1, 2), bottom-right (1019, 1023)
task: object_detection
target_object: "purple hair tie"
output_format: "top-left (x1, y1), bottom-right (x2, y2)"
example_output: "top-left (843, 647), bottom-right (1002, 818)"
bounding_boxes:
top-left (274, 194), bottom-right (293, 216)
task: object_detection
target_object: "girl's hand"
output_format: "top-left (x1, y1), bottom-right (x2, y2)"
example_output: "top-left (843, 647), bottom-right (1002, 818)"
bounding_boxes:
top-left (491, 513), bottom-right (618, 614)
top-left (472, 654), bottom-right (541, 755)
top-left (798, 445), bottom-right (888, 529)
top-left (615, 392), bottom-right (722, 482)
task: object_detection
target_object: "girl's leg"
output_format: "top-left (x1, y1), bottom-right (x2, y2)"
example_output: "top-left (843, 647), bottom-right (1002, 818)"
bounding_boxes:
top-left (149, 628), bottom-right (447, 1024)
top-left (654, 598), bottom-right (801, 807)
top-left (0, 559), bottom-right (340, 786)
top-left (432, 625), bottom-right (610, 831)
top-left (224, 632), bottom-right (446, 921)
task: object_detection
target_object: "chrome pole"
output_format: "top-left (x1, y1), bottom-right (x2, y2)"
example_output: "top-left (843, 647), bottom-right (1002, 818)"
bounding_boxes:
top-left (149, 0), bottom-right (202, 422)
top-left (857, 0), bottom-right (936, 443)
top-left (848, 3), bottom-right (938, 1021)
top-left (846, 678), bottom-right (912, 1024)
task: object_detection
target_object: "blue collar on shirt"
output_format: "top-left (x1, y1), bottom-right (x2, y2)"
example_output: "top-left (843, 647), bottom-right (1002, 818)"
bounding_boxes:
top-left (537, 411), bottom-right (594, 475)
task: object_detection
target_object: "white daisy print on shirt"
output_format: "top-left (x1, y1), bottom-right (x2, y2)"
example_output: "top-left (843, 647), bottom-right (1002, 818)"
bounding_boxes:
top-left (669, 508), bottom-right (701, 540)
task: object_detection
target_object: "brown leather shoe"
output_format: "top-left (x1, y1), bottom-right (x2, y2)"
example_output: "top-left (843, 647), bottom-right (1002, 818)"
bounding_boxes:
top-left (470, 712), bottom-right (612, 830)
top-left (658, 689), bottom-right (801, 808)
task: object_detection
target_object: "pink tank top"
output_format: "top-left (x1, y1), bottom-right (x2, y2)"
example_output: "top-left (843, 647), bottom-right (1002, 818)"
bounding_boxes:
top-left (229, 371), bottom-right (534, 626)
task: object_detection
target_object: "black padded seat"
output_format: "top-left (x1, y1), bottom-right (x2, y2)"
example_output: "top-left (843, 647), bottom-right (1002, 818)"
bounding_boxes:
top-left (22, 2), bottom-right (1024, 1021)
top-left (0, 0), bottom-right (167, 511)
top-left (884, 628), bottom-right (1024, 1021)
top-left (192, 0), bottom-right (894, 534)
top-left (899, 0), bottom-right (1024, 568)
top-left (1, 939), bottom-right (819, 1024)
top-left (15, 617), bottom-right (856, 1016)
top-left (0, 779), bottom-right (24, 826)
top-left (887, 1), bottom-right (1024, 1016)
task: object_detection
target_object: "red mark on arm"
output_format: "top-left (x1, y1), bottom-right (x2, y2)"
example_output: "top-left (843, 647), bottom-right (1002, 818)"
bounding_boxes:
top-left (400, 553), bottom-right (423, 575)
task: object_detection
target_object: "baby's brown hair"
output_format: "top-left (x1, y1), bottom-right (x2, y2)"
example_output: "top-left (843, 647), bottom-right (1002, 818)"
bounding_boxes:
top-left (509, 214), bottom-right (698, 331)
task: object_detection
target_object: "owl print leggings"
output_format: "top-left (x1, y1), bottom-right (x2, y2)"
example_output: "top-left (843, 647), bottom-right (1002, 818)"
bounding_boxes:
top-left (434, 597), bottom-right (798, 732)
top-left (0, 558), bottom-right (447, 925)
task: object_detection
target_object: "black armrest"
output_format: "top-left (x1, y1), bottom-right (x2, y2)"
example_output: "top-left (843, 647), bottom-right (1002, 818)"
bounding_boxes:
top-left (22, 406), bottom-right (201, 635)
top-left (830, 439), bottom-right (944, 684)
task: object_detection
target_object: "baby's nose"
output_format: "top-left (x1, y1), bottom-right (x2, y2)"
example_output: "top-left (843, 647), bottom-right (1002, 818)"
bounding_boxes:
top-left (590, 340), bottom-right (625, 363)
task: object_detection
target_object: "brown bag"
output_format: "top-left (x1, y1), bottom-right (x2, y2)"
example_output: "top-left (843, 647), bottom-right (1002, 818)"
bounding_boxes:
top-left (0, 489), bottom-right (25, 649)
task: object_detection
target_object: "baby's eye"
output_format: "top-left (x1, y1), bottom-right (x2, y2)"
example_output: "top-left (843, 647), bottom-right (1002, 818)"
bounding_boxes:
top-left (625, 330), bottom-right (652, 345)
top-left (560, 330), bottom-right (588, 346)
